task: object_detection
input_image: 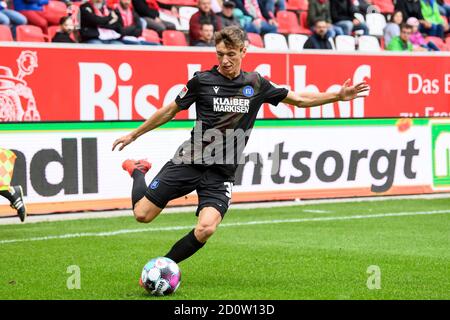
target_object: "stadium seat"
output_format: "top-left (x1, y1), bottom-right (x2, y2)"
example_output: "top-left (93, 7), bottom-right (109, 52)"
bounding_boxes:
top-left (366, 13), bottom-right (387, 37)
top-left (162, 30), bottom-right (187, 46)
top-left (288, 34), bottom-right (308, 51)
top-left (372, 0), bottom-right (395, 14)
top-left (43, 0), bottom-right (68, 23)
top-left (179, 6), bottom-right (198, 31)
top-left (0, 25), bottom-right (13, 41)
top-left (142, 29), bottom-right (161, 44)
top-left (286, 0), bottom-right (308, 11)
top-left (425, 36), bottom-right (447, 51)
top-left (276, 11), bottom-right (303, 34)
top-left (298, 11), bottom-right (312, 35)
top-left (263, 33), bottom-right (288, 50)
top-left (16, 25), bottom-right (48, 42)
top-left (335, 35), bottom-right (356, 51)
top-left (47, 25), bottom-right (60, 42)
top-left (158, 0), bottom-right (198, 6)
top-left (358, 35), bottom-right (381, 51)
top-left (159, 9), bottom-right (182, 30)
top-left (247, 32), bottom-right (264, 48)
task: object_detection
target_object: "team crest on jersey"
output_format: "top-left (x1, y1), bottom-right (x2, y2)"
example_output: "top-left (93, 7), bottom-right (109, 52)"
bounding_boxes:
top-left (243, 85), bottom-right (254, 97)
top-left (178, 86), bottom-right (188, 99)
top-left (150, 179), bottom-right (160, 190)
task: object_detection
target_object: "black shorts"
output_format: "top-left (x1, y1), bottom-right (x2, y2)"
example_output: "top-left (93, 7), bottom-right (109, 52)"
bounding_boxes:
top-left (144, 161), bottom-right (233, 218)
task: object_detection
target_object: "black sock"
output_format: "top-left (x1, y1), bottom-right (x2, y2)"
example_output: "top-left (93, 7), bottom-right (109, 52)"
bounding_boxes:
top-left (0, 188), bottom-right (15, 204)
top-left (131, 170), bottom-right (147, 208)
top-left (165, 229), bottom-right (205, 263)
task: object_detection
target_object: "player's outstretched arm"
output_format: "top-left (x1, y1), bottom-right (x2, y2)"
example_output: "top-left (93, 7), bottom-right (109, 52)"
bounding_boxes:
top-left (112, 101), bottom-right (181, 151)
top-left (282, 79), bottom-right (370, 108)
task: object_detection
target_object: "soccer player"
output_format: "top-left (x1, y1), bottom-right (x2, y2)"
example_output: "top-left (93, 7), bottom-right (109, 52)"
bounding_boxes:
top-left (112, 26), bottom-right (369, 264)
top-left (0, 148), bottom-right (26, 222)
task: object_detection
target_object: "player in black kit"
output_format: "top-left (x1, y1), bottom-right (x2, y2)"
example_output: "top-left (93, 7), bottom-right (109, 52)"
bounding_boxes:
top-left (112, 26), bottom-right (370, 265)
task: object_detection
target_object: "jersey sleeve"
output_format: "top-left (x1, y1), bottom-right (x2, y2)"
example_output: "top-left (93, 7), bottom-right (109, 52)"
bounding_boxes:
top-left (175, 74), bottom-right (200, 110)
top-left (260, 76), bottom-right (289, 106)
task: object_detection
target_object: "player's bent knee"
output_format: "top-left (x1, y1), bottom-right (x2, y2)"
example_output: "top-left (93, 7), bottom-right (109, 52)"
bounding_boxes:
top-left (133, 198), bottom-right (162, 223)
top-left (195, 223), bottom-right (217, 242)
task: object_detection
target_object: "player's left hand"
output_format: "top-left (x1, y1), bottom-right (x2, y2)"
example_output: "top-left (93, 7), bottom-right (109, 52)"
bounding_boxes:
top-left (338, 79), bottom-right (370, 101)
top-left (112, 134), bottom-right (135, 151)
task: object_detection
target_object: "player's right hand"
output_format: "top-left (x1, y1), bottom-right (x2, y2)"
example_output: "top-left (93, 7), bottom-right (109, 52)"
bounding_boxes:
top-left (112, 134), bottom-right (135, 151)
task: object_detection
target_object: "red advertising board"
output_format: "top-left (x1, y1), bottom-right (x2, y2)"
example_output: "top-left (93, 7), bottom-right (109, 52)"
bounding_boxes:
top-left (0, 44), bottom-right (449, 122)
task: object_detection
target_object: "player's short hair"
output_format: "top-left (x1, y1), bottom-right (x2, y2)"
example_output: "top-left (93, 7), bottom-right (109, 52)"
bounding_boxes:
top-left (214, 26), bottom-right (246, 49)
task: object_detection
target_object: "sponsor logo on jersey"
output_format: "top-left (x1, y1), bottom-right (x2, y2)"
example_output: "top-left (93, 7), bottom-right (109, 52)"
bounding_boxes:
top-left (178, 86), bottom-right (188, 99)
top-left (242, 85), bottom-right (254, 97)
top-left (213, 97), bottom-right (250, 113)
top-left (213, 86), bottom-right (220, 94)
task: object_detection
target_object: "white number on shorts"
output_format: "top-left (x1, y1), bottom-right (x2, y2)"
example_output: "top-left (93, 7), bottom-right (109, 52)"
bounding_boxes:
top-left (224, 182), bottom-right (233, 199)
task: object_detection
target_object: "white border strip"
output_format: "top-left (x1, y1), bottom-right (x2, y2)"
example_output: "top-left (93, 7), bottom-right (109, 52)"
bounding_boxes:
top-left (1, 209), bottom-right (449, 245)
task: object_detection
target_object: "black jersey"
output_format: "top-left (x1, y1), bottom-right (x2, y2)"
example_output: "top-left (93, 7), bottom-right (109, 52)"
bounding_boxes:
top-left (173, 65), bottom-right (289, 178)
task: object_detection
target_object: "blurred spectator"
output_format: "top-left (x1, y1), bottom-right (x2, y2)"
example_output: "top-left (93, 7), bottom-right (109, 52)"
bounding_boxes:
top-left (189, 0), bottom-right (222, 45)
top-left (437, 0), bottom-right (450, 20)
top-left (79, 0), bottom-right (123, 44)
top-left (0, 0), bottom-right (27, 38)
top-left (384, 10), bottom-right (403, 46)
top-left (13, 0), bottom-right (60, 33)
top-left (265, 0), bottom-right (285, 13)
top-left (217, 0), bottom-right (240, 28)
top-left (330, 0), bottom-right (369, 35)
top-left (52, 15), bottom-right (77, 42)
top-left (132, 0), bottom-right (176, 36)
top-left (395, 0), bottom-right (424, 21)
top-left (308, 0), bottom-right (344, 38)
top-left (304, 19), bottom-right (333, 49)
top-left (231, 0), bottom-right (277, 35)
top-left (419, 0), bottom-right (448, 38)
top-left (407, 16), bottom-right (440, 50)
top-left (194, 22), bottom-right (214, 46)
top-left (115, 0), bottom-right (158, 45)
top-left (387, 23), bottom-right (413, 51)
top-left (354, 0), bottom-right (372, 15)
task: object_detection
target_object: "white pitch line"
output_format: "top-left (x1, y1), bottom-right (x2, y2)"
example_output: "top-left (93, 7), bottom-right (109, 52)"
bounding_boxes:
top-left (303, 209), bottom-right (330, 213)
top-left (1, 209), bottom-right (449, 245)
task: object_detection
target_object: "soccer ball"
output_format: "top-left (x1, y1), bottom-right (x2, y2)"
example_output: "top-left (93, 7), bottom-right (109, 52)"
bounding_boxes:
top-left (140, 257), bottom-right (181, 296)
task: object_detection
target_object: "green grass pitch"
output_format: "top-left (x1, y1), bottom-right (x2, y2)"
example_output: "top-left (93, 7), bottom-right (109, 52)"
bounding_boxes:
top-left (0, 197), bottom-right (449, 300)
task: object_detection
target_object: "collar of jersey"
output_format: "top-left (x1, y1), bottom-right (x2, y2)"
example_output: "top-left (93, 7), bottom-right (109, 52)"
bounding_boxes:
top-left (212, 65), bottom-right (243, 81)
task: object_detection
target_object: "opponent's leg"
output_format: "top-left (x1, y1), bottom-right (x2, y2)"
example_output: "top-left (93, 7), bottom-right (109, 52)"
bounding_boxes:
top-left (165, 207), bottom-right (222, 263)
top-left (122, 159), bottom-right (162, 223)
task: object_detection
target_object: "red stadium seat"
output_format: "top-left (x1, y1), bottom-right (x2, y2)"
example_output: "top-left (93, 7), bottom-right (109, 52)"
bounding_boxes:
top-left (162, 30), bottom-right (187, 46)
top-left (276, 10), bottom-right (303, 34)
top-left (286, 0), bottom-right (308, 11)
top-left (142, 29), bottom-right (161, 44)
top-left (43, 0), bottom-right (68, 23)
top-left (47, 25), bottom-right (60, 41)
top-left (425, 36), bottom-right (446, 50)
top-left (16, 25), bottom-right (48, 42)
top-left (158, 0), bottom-right (198, 6)
top-left (298, 11), bottom-right (313, 35)
top-left (0, 25), bottom-right (13, 41)
top-left (247, 32), bottom-right (264, 48)
top-left (372, 0), bottom-right (395, 14)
